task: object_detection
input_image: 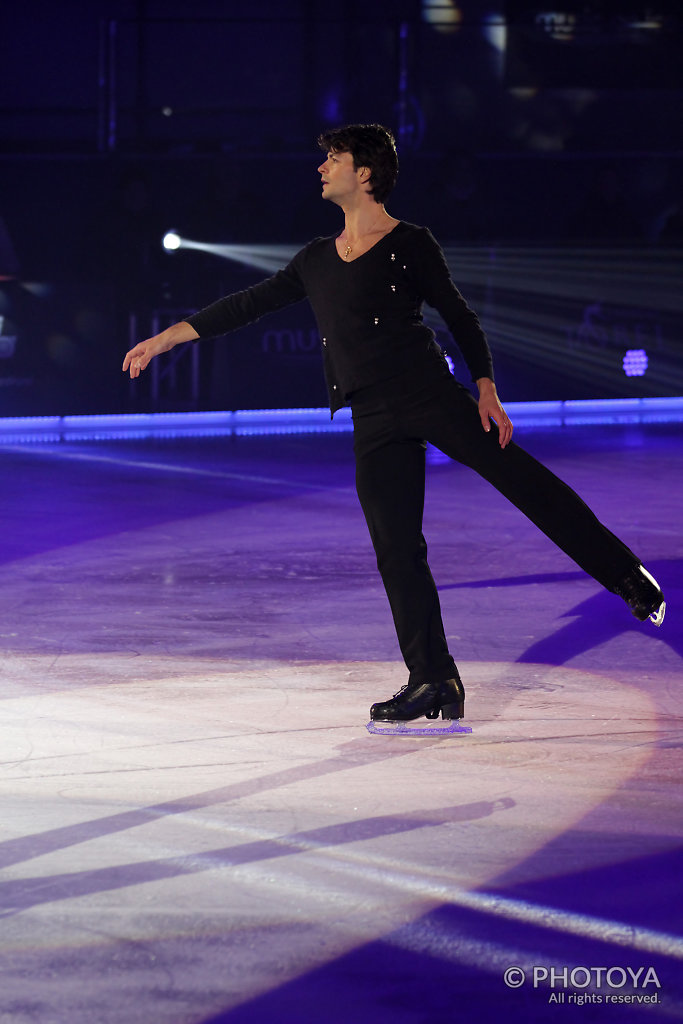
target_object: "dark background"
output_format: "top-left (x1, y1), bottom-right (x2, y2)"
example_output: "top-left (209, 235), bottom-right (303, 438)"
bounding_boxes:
top-left (0, 0), bottom-right (681, 415)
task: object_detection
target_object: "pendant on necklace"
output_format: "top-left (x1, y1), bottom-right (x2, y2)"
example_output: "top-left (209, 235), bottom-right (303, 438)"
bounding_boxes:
top-left (343, 245), bottom-right (352, 260)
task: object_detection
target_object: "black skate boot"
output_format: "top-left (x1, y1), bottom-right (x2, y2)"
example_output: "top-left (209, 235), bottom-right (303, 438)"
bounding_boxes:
top-left (367, 675), bottom-right (471, 736)
top-left (614, 564), bottom-right (665, 626)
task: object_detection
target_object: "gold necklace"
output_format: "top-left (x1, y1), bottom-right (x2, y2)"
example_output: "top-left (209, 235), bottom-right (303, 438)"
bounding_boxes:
top-left (342, 211), bottom-right (387, 260)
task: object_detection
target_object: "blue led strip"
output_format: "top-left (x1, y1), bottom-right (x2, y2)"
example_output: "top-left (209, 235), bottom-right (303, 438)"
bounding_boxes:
top-left (0, 399), bottom-right (682, 443)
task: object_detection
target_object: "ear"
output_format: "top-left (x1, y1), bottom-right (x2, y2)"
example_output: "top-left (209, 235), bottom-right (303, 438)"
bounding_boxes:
top-left (357, 166), bottom-right (371, 183)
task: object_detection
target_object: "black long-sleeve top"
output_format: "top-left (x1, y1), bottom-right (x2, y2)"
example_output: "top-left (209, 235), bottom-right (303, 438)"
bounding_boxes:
top-left (185, 220), bottom-right (494, 416)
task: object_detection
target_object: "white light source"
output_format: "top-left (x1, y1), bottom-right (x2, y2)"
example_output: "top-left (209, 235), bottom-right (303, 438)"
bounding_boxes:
top-left (162, 231), bottom-right (182, 251)
top-left (482, 13), bottom-right (507, 53)
top-left (422, 0), bottom-right (462, 33)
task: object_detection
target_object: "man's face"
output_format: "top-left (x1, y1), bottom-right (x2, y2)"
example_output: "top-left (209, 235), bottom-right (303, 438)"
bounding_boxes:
top-left (317, 149), bottom-right (368, 205)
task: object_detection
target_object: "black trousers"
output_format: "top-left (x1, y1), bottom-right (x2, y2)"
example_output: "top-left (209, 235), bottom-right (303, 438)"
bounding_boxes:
top-left (350, 354), bottom-right (639, 685)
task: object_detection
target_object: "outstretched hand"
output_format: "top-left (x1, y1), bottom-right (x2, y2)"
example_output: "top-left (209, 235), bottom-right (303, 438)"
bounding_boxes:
top-left (477, 378), bottom-right (513, 448)
top-left (122, 321), bottom-right (199, 379)
top-left (122, 336), bottom-right (165, 379)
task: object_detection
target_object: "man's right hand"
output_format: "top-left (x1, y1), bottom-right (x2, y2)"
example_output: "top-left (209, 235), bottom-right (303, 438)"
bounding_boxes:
top-left (122, 321), bottom-right (199, 379)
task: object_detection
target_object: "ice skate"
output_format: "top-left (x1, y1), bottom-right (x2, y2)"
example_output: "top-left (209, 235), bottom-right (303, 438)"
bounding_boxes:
top-left (366, 676), bottom-right (472, 736)
top-left (614, 564), bottom-right (666, 626)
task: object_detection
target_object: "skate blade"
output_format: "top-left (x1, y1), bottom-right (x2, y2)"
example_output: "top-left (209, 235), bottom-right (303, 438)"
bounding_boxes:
top-left (366, 719), bottom-right (472, 737)
top-left (650, 600), bottom-right (666, 627)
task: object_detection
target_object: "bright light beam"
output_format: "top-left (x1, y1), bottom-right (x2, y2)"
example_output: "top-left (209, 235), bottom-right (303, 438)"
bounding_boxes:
top-left (161, 234), bottom-right (299, 275)
top-left (162, 231), bottom-right (182, 251)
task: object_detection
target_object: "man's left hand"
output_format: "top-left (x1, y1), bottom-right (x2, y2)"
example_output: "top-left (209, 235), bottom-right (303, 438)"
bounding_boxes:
top-left (476, 378), bottom-right (513, 448)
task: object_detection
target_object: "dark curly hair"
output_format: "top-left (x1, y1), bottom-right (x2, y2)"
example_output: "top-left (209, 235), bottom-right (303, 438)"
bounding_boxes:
top-left (317, 123), bottom-right (399, 204)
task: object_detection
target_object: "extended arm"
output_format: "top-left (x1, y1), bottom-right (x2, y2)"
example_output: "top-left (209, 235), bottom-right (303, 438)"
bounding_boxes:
top-left (123, 244), bottom-right (310, 380)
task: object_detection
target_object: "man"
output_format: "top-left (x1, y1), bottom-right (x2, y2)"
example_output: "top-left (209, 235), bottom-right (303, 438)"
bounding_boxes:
top-left (123, 123), bottom-right (665, 726)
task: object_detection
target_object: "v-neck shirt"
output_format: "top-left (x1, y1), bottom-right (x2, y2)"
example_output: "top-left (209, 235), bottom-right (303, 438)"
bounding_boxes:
top-left (186, 220), bottom-right (494, 415)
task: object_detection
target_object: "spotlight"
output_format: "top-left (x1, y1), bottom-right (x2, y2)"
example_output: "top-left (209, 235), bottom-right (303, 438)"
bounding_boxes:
top-left (623, 349), bottom-right (648, 377)
top-left (422, 0), bottom-right (462, 33)
top-left (482, 13), bottom-right (507, 53)
top-left (162, 231), bottom-right (182, 251)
